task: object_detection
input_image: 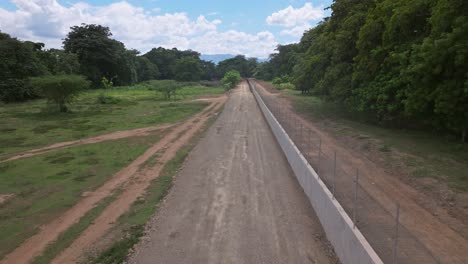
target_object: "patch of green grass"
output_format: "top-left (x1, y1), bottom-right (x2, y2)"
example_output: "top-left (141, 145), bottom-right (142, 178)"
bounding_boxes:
top-left (31, 191), bottom-right (120, 264)
top-left (0, 82), bottom-right (221, 158)
top-left (378, 144), bottom-right (391, 152)
top-left (91, 113), bottom-right (219, 264)
top-left (284, 92), bottom-right (468, 192)
top-left (0, 134), bottom-right (162, 259)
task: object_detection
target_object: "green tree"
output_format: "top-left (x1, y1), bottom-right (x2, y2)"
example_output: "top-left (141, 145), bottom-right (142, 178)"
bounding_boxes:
top-left (31, 75), bottom-right (90, 112)
top-left (0, 32), bottom-right (48, 102)
top-left (38, 49), bottom-right (80, 75)
top-left (217, 55), bottom-right (257, 78)
top-left (154, 80), bottom-right (183, 100)
top-left (63, 24), bottom-right (136, 86)
top-left (143, 47), bottom-right (201, 80)
top-left (221, 70), bottom-right (242, 90)
top-left (174, 57), bottom-right (203, 81)
top-left (136, 56), bottom-right (159, 81)
top-left (201, 60), bottom-right (217, 80)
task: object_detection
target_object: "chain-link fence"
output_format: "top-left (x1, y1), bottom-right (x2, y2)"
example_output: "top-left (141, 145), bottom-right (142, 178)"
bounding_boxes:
top-left (249, 80), bottom-right (439, 264)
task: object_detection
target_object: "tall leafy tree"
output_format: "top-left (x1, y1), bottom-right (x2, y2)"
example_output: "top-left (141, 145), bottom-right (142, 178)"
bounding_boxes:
top-left (174, 57), bottom-right (203, 81)
top-left (63, 24), bottom-right (136, 86)
top-left (136, 56), bottom-right (159, 81)
top-left (0, 32), bottom-right (48, 102)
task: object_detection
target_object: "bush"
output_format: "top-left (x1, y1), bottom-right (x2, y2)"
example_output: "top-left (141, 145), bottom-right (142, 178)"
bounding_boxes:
top-left (0, 79), bottom-right (39, 102)
top-left (97, 94), bottom-right (121, 104)
top-left (221, 70), bottom-right (241, 90)
top-left (152, 80), bottom-right (183, 100)
top-left (31, 74), bottom-right (90, 112)
top-left (276, 82), bottom-right (295, 90)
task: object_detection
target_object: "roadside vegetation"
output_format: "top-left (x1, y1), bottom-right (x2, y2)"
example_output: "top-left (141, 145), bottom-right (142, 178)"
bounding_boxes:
top-left (221, 70), bottom-right (242, 90)
top-left (255, 0), bottom-right (467, 143)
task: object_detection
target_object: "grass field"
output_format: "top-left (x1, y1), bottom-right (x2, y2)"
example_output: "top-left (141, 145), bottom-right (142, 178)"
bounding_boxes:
top-left (0, 133), bottom-right (163, 258)
top-left (281, 89), bottom-right (468, 192)
top-left (0, 81), bottom-right (223, 159)
top-left (0, 80), bottom-right (224, 259)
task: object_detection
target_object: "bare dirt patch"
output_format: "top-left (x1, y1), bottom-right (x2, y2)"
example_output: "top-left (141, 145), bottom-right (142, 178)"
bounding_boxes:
top-left (0, 194), bottom-right (15, 205)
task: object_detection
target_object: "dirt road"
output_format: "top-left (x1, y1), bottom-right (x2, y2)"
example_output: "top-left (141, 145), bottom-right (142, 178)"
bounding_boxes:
top-left (130, 82), bottom-right (336, 264)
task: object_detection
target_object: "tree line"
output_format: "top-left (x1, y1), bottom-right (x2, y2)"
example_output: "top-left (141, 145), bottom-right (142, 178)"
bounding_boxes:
top-left (0, 23), bottom-right (260, 103)
top-left (255, 0), bottom-right (467, 141)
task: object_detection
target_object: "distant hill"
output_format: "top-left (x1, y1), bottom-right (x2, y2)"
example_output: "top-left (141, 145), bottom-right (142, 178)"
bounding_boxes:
top-left (201, 54), bottom-right (268, 64)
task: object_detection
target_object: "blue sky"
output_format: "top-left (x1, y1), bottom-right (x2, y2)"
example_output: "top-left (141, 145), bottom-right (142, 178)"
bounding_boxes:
top-left (0, 0), bottom-right (332, 58)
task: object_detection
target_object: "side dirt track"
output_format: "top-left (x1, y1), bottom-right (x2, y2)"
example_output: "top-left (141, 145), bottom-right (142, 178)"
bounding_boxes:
top-left (1, 96), bottom-right (226, 264)
top-left (129, 82), bottom-right (337, 264)
top-left (253, 80), bottom-right (468, 264)
top-left (0, 124), bottom-right (175, 163)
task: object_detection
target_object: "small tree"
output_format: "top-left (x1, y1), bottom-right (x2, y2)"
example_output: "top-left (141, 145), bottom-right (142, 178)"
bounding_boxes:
top-left (31, 74), bottom-right (90, 112)
top-left (101, 76), bottom-right (113, 89)
top-left (221, 70), bottom-right (241, 90)
top-left (154, 80), bottom-right (183, 100)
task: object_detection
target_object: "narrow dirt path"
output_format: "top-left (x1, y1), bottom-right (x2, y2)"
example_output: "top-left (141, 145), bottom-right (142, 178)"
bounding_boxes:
top-left (0, 97), bottom-right (226, 264)
top-left (254, 81), bottom-right (468, 264)
top-left (52, 98), bottom-right (226, 264)
top-left (0, 124), bottom-right (175, 164)
top-left (129, 82), bottom-right (337, 264)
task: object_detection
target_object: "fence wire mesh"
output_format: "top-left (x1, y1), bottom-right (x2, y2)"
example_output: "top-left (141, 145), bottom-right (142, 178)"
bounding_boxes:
top-left (250, 81), bottom-right (439, 264)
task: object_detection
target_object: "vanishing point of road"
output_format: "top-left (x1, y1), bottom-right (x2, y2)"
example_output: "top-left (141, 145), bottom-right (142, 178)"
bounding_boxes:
top-left (129, 82), bottom-right (336, 264)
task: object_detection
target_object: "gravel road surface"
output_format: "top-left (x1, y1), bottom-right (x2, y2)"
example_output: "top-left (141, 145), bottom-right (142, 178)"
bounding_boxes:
top-left (130, 82), bottom-right (336, 264)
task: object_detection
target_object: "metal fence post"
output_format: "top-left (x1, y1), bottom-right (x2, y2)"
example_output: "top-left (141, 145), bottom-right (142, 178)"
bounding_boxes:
top-left (393, 203), bottom-right (400, 264)
top-left (308, 129), bottom-right (312, 163)
top-left (300, 124), bottom-right (304, 152)
top-left (353, 169), bottom-right (359, 228)
top-left (333, 150), bottom-right (336, 199)
top-left (317, 138), bottom-right (322, 175)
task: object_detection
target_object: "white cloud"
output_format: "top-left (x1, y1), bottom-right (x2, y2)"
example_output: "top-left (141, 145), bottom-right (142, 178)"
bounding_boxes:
top-left (0, 0), bottom-right (276, 58)
top-left (266, 3), bottom-right (324, 27)
top-left (280, 24), bottom-right (310, 38)
top-left (190, 30), bottom-right (277, 58)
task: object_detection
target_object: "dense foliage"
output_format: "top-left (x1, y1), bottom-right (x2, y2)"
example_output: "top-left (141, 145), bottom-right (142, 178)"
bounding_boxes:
top-left (256, 0), bottom-right (468, 141)
top-left (216, 55), bottom-right (258, 78)
top-left (221, 70), bottom-right (242, 90)
top-left (1, 23), bottom-right (263, 104)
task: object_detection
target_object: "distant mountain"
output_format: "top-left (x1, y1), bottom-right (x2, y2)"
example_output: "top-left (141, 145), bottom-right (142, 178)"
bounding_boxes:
top-left (201, 54), bottom-right (235, 64)
top-left (201, 54), bottom-right (268, 64)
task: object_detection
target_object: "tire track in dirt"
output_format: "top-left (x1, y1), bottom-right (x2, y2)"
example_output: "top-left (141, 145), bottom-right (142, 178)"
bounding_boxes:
top-left (0, 124), bottom-right (175, 164)
top-left (0, 97), bottom-right (226, 264)
top-left (254, 80), bottom-right (468, 263)
top-left (51, 98), bottom-right (226, 264)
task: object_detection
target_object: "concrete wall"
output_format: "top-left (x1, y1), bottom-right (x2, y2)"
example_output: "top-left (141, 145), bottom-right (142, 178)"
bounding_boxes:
top-left (249, 80), bottom-right (383, 264)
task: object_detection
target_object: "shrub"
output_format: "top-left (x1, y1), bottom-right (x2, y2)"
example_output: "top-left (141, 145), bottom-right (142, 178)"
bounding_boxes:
top-left (277, 82), bottom-right (295, 90)
top-left (221, 70), bottom-right (241, 90)
top-left (0, 79), bottom-right (39, 102)
top-left (152, 80), bottom-right (183, 100)
top-left (31, 74), bottom-right (90, 112)
top-left (97, 94), bottom-right (121, 104)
